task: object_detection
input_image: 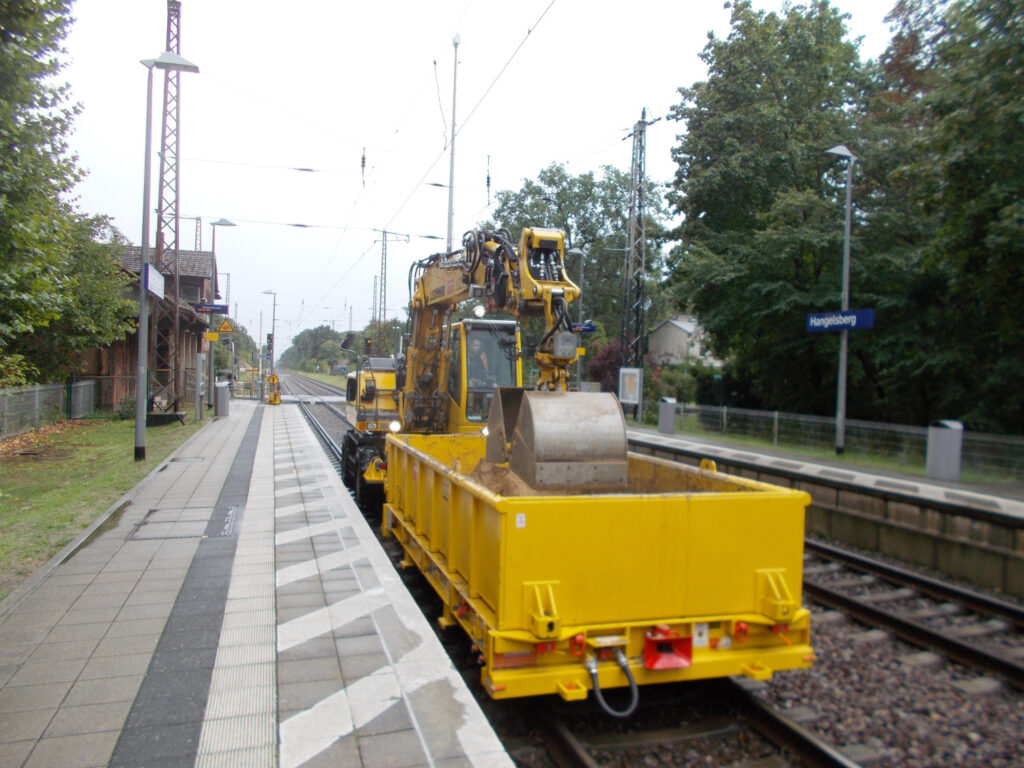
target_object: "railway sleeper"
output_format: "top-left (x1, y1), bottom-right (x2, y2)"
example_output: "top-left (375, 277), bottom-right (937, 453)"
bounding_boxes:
top-left (815, 574), bottom-right (877, 590)
top-left (801, 562), bottom-right (843, 576)
top-left (860, 587), bottom-right (917, 603)
top-left (946, 618), bottom-right (1010, 639)
top-left (909, 602), bottom-right (963, 621)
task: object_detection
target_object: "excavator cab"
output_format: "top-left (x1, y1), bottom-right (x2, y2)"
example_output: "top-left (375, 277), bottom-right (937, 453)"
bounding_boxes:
top-left (447, 320), bottom-right (521, 429)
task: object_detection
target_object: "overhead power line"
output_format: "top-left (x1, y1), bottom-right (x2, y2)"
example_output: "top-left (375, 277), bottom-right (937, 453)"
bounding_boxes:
top-left (382, 0), bottom-right (558, 232)
top-left (183, 156), bottom-right (354, 174)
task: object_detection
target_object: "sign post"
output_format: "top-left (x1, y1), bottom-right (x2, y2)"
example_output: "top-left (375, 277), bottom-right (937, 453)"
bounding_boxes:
top-left (807, 307), bottom-right (876, 454)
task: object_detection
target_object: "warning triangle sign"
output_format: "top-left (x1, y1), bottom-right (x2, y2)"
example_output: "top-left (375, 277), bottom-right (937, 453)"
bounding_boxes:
top-left (217, 318), bottom-right (235, 333)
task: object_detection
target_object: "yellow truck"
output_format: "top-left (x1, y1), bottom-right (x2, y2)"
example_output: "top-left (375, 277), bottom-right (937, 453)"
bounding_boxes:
top-left (341, 356), bottom-right (401, 511)
top-left (383, 388), bottom-right (813, 715)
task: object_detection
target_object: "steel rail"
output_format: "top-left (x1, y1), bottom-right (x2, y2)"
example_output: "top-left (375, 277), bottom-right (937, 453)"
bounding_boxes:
top-left (726, 679), bottom-right (864, 768)
top-left (283, 370), bottom-right (347, 397)
top-left (534, 682), bottom-right (860, 768)
top-left (537, 713), bottom-right (601, 768)
top-left (806, 539), bottom-right (1024, 629)
top-left (803, 579), bottom-right (1024, 690)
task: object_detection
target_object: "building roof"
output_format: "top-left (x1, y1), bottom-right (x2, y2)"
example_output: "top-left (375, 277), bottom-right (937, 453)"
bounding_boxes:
top-left (652, 316), bottom-right (698, 336)
top-left (122, 246), bottom-right (215, 280)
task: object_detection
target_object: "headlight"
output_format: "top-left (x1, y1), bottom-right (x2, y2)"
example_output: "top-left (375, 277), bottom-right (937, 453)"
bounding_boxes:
top-left (481, 426), bottom-right (489, 437)
top-left (389, 420), bottom-right (401, 433)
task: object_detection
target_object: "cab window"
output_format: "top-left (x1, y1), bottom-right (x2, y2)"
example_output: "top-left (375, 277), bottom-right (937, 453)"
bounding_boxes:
top-left (448, 328), bottom-right (462, 406)
top-left (465, 327), bottom-right (516, 422)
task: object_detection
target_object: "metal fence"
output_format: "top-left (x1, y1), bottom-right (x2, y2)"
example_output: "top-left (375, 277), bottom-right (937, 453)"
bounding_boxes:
top-left (0, 377), bottom-right (142, 439)
top-left (0, 372), bottom-right (258, 439)
top-left (668, 403), bottom-right (1024, 476)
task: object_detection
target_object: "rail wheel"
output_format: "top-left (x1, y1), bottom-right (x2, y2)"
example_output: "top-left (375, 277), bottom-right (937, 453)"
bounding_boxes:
top-left (340, 431), bottom-right (357, 490)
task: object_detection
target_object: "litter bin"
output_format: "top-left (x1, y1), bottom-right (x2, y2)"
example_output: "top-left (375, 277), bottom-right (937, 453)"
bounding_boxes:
top-left (214, 381), bottom-right (230, 419)
top-left (926, 419), bottom-right (963, 481)
top-left (658, 397), bottom-right (677, 434)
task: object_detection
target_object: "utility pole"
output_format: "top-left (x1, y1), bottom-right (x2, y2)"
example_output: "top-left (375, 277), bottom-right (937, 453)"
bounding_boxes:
top-left (375, 230), bottom-right (409, 353)
top-left (371, 275), bottom-right (378, 350)
top-left (378, 235), bottom-right (387, 351)
top-left (446, 34), bottom-right (460, 254)
top-left (620, 108), bottom-right (659, 421)
top-left (152, 0), bottom-right (185, 410)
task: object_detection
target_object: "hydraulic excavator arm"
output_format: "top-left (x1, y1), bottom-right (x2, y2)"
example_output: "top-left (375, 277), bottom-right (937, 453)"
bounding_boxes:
top-left (400, 227), bottom-right (580, 432)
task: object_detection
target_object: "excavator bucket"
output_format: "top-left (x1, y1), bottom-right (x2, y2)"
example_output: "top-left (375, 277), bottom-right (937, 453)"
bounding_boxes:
top-left (486, 388), bottom-right (627, 491)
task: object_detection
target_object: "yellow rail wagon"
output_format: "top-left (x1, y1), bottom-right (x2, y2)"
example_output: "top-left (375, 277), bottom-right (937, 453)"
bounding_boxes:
top-left (383, 389), bottom-right (813, 714)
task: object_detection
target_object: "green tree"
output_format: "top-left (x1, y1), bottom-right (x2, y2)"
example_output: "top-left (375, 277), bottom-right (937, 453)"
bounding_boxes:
top-left (667, 0), bottom-right (870, 414)
top-left (5, 214), bottom-right (135, 380)
top-left (0, 0), bottom-right (81, 383)
top-left (834, 1), bottom-right (948, 425)
top-left (852, 0), bottom-right (1024, 431)
top-left (917, 0), bottom-right (1024, 431)
top-left (489, 163), bottom-right (671, 371)
top-left (318, 340), bottom-right (343, 370)
top-left (280, 325), bottom-right (350, 369)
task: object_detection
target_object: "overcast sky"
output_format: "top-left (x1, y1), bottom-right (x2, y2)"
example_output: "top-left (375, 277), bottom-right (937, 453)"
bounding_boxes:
top-left (63, 0), bottom-right (896, 351)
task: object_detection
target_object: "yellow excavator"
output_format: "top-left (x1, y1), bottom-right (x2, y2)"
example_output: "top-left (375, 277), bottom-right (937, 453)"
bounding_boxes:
top-left (343, 226), bottom-right (617, 508)
top-left (339, 226), bottom-right (813, 709)
top-left (376, 229), bottom-right (814, 708)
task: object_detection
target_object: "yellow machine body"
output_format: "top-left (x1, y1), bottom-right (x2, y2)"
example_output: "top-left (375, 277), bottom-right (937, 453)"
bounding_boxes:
top-left (383, 432), bottom-right (814, 700)
top-left (344, 359), bottom-right (400, 434)
top-left (341, 358), bottom-right (400, 501)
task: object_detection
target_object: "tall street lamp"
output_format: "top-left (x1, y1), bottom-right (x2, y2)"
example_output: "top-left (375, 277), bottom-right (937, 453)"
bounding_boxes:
top-left (824, 143), bottom-right (857, 455)
top-left (263, 290), bottom-right (277, 377)
top-left (211, 218), bottom-right (236, 256)
top-left (446, 34), bottom-right (460, 254)
top-left (568, 247), bottom-right (586, 387)
top-left (134, 51), bottom-right (199, 461)
top-left (207, 219), bottom-right (235, 406)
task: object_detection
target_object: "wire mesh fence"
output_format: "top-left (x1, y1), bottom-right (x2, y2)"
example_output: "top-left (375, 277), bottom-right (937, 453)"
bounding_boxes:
top-left (670, 403), bottom-right (1024, 476)
top-left (2, 376), bottom-right (136, 439)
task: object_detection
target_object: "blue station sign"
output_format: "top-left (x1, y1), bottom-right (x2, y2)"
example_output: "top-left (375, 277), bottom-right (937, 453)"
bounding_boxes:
top-left (194, 303), bottom-right (229, 314)
top-left (806, 309), bottom-right (875, 333)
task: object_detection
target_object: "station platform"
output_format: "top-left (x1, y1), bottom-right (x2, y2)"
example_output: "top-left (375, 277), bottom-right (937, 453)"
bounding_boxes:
top-left (628, 426), bottom-right (1024, 514)
top-left (0, 399), bottom-right (512, 768)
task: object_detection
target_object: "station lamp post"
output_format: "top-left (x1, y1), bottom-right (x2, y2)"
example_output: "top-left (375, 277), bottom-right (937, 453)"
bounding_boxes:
top-left (263, 290), bottom-right (277, 377)
top-left (824, 143), bottom-right (857, 455)
top-left (446, 34), bottom-right (460, 254)
top-left (207, 219), bottom-right (235, 406)
top-left (134, 51), bottom-right (199, 461)
top-left (568, 247), bottom-right (586, 387)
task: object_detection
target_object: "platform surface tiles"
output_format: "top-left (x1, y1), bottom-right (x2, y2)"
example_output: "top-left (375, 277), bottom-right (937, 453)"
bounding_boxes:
top-left (0, 399), bottom-right (512, 768)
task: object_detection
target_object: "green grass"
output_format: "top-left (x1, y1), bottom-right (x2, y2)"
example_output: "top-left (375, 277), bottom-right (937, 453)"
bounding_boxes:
top-left (298, 370), bottom-right (346, 388)
top-left (0, 417), bottom-right (204, 600)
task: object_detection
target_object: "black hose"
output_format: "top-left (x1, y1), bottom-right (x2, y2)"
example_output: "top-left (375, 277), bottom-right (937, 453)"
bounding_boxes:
top-left (585, 651), bottom-right (639, 718)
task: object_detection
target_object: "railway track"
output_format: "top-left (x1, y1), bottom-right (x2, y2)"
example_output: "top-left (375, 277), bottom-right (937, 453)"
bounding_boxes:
top-left (529, 678), bottom-right (862, 768)
top-left (803, 539), bottom-right (1024, 690)
top-left (276, 372), bottom-right (351, 470)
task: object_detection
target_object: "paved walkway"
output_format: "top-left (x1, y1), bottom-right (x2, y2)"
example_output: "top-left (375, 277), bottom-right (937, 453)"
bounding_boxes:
top-left (0, 399), bottom-right (510, 768)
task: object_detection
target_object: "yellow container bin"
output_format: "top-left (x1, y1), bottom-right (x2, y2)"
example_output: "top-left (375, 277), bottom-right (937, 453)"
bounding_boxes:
top-left (384, 432), bottom-right (813, 701)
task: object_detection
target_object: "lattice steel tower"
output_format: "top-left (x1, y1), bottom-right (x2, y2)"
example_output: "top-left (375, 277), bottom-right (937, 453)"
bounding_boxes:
top-left (152, 0), bottom-right (185, 409)
top-left (621, 109), bottom-right (654, 371)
